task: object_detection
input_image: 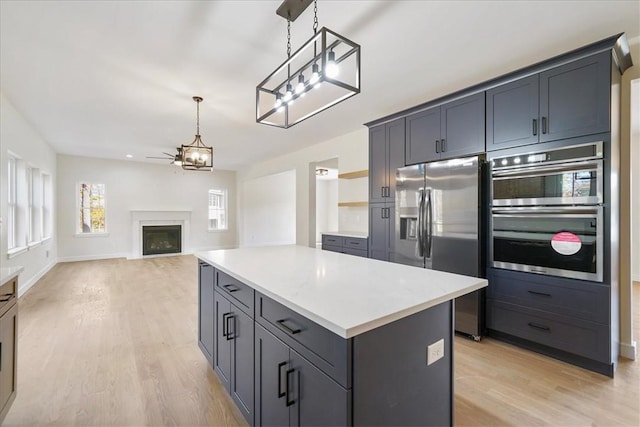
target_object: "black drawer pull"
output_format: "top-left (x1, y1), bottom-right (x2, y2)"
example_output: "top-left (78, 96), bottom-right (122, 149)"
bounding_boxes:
top-left (285, 368), bottom-right (296, 407)
top-left (348, 241), bottom-right (360, 246)
top-left (527, 290), bottom-right (551, 297)
top-left (541, 116), bottom-right (547, 134)
top-left (277, 361), bottom-right (287, 398)
top-left (381, 186), bottom-right (385, 198)
top-left (528, 322), bottom-right (551, 332)
top-left (532, 118), bottom-right (537, 136)
top-left (222, 313), bottom-right (230, 337)
top-left (441, 138), bottom-right (446, 152)
top-left (276, 319), bottom-right (302, 335)
top-left (435, 139), bottom-right (440, 153)
top-left (226, 314), bottom-right (235, 340)
top-left (0, 294), bottom-right (13, 302)
top-left (223, 284), bottom-right (240, 293)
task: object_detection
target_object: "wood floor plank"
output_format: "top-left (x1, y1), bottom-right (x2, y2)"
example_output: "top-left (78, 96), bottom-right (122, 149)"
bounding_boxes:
top-left (2, 256), bottom-right (638, 426)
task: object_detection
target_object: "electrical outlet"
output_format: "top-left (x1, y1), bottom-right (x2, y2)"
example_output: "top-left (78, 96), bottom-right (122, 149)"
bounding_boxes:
top-left (427, 339), bottom-right (445, 366)
top-left (46, 250), bottom-right (50, 258)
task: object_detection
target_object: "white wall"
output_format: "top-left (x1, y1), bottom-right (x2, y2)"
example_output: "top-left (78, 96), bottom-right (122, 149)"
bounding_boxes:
top-left (238, 128), bottom-right (368, 247)
top-left (0, 93), bottom-right (57, 296)
top-left (316, 178), bottom-right (338, 243)
top-left (56, 154), bottom-right (237, 261)
top-left (241, 169), bottom-right (296, 247)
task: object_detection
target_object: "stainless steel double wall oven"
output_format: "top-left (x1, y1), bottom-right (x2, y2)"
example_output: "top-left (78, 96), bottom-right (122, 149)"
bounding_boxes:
top-left (489, 142), bottom-right (604, 282)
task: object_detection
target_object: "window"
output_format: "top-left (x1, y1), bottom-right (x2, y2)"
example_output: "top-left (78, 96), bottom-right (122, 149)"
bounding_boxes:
top-left (28, 166), bottom-right (41, 244)
top-left (42, 172), bottom-right (52, 239)
top-left (78, 183), bottom-right (106, 233)
top-left (7, 156), bottom-right (17, 250)
top-left (208, 189), bottom-right (227, 231)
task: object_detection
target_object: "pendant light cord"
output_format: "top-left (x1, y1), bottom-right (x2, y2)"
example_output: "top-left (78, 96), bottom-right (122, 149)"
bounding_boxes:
top-left (287, 18), bottom-right (291, 58)
top-left (313, 0), bottom-right (318, 34)
top-left (196, 99), bottom-right (200, 135)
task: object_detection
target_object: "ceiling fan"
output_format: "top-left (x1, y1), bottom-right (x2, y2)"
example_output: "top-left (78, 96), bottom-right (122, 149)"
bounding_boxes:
top-left (146, 147), bottom-right (183, 165)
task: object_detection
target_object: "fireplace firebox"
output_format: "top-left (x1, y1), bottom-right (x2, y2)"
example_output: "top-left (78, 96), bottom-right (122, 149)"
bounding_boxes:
top-left (142, 225), bottom-right (182, 256)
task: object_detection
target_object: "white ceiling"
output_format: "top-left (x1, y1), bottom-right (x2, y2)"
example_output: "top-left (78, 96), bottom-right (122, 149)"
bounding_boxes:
top-left (1, 1), bottom-right (638, 171)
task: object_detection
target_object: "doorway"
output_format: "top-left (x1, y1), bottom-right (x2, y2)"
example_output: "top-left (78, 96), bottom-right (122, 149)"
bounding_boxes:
top-left (313, 158), bottom-right (339, 248)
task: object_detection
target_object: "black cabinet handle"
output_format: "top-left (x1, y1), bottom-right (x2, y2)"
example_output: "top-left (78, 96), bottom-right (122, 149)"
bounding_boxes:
top-left (541, 116), bottom-right (547, 134)
top-left (435, 140), bottom-right (440, 153)
top-left (441, 138), bottom-right (446, 152)
top-left (0, 295), bottom-right (13, 302)
top-left (276, 319), bottom-right (302, 335)
top-left (381, 186), bottom-right (385, 198)
top-left (226, 314), bottom-right (235, 340)
top-left (532, 119), bottom-right (538, 136)
top-left (528, 322), bottom-right (551, 332)
top-left (385, 186), bottom-right (390, 197)
top-left (277, 361), bottom-right (287, 398)
top-left (528, 290), bottom-right (551, 297)
top-left (285, 368), bottom-right (296, 407)
top-left (222, 313), bottom-right (229, 337)
top-left (223, 284), bottom-right (239, 293)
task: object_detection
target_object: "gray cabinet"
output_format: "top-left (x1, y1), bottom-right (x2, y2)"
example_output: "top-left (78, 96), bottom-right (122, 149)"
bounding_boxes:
top-left (214, 291), bottom-right (254, 424)
top-left (369, 118), bottom-right (405, 203)
top-left (198, 261), bottom-right (215, 365)
top-left (369, 203), bottom-right (394, 261)
top-left (487, 51), bottom-right (610, 150)
top-left (0, 302), bottom-right (17, 424)
top-left (254, 324), bottom-right (349, 427)
top-left (321, 234), bottom-right (368, 258)
top-left (539, 51), bottom-right (610, 142)
top-left (405, 92), bottom-right (485, 164)
top-left (486, 268), bottom-right (613, 375)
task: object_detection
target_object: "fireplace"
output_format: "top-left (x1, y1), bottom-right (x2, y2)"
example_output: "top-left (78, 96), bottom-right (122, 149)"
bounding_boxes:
top-left (142, 225), bottom-right (182, 256)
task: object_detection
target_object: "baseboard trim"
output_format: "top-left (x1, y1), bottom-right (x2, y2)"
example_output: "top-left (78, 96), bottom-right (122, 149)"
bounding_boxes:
top-left (620, 341), bottom-right (637, 360)
top-left (18, 260), bottom-right (57, 298)
top-left (57, 253), bottom-right (129, 263)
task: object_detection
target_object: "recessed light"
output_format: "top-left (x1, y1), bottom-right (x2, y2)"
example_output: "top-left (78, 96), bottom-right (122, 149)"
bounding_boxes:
top-left (126, 154), bottom-right (133, 158)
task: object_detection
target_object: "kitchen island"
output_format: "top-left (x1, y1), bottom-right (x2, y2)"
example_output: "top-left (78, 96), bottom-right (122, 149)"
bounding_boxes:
top-left (196, 245), bottom-right (486, 426)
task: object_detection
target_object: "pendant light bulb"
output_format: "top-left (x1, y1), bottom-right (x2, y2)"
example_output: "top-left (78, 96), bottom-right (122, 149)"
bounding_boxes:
top-left (274, 92), bottom-right (283, 109)
top-left (310, 63), bottom-right (320, 85)
top-left (284, 83), bottom-right (293, 102)
top-left (325, 50), bottom-right (339, 78)
top-left (295, 74), bottom-right (305, 94)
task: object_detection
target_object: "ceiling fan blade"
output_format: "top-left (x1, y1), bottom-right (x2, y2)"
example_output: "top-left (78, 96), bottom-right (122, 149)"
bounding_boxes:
top-left (146, 156), bottom-right (172, 159)
top-left (162, 152), bottom-right (174, 156)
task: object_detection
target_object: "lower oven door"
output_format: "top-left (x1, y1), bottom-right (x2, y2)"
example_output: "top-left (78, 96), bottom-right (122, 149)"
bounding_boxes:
top-left (491, 206), bottom-right (603, 282)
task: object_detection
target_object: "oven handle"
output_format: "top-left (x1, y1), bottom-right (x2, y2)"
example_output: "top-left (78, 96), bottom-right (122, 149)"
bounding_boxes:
top-left (492, 206), bottom-right (600, 216)
top-left (492, 159), bottom-right (602, 178)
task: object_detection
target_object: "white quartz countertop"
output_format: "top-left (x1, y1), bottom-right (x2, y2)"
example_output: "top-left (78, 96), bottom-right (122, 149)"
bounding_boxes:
top-left (0, 266), bottom-right (24, 285)
top-left (196, 245), bottom-right (486, 339)
top-left (322, 231), bottom-right (368, 239)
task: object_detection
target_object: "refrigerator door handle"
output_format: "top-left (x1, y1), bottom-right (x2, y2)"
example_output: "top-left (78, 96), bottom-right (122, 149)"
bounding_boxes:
top-left (417, 188), bottom-right (425, 257)
top-left (425, 188), bottom-right (432, 258)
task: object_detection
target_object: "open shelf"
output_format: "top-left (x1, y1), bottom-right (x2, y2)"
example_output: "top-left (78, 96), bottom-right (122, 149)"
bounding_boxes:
top-left (338, 170), bottom-right (368, 179)
top-left (338, 201), bottom-right (368, 207)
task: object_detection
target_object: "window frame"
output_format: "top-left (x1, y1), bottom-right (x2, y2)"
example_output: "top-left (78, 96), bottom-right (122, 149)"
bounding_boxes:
top-left (41, 171), bottom-right (53, 240)
top-left (7, 155), bottom-right (18, 251)
top-left (207, 188), bottom-right (228, 231)
top-left (76, 181), bottom-right (108, 236)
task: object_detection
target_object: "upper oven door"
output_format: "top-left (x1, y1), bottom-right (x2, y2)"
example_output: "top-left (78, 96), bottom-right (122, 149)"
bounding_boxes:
top-left (492, 159), bottom-right (603, 206)
top-left (491, 206), bottom-right (603, 282)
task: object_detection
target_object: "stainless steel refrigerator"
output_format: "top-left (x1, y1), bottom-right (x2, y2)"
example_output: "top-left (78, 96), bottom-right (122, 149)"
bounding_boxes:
top-left (395, 156), bottom-right (484, 339)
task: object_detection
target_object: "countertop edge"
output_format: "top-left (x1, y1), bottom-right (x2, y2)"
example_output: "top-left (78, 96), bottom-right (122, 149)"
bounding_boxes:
top-left (0, 266), bottom-right (24, 285)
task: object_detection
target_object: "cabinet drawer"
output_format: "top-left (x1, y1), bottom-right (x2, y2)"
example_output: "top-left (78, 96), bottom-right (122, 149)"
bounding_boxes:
top-left (322, 244), bottom-right (342, 253)
top-left (487, 299), bottom-right (609, 362)
top-left (487, 269), bottom-right (608, 324)
top-left (343, 237), bottom-right (368, 250)
top-left (342, 247), bottom-right (368, 258)
top-left (321, 234), bottom-right (343, 246)
top-left (216, 270), bottom-right (254, 317)
top-left (255, 292), bottom-right (350, 388)
top-left (0, 278), bottom-right (17, 317)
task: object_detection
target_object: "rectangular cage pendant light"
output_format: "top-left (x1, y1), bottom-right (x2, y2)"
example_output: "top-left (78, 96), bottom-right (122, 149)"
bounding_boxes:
top-left (256, 26), bottom-right (361, 129)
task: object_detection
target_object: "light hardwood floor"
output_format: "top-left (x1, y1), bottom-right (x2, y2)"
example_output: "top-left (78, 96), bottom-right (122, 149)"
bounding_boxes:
top-left (3, 256), bottom-right (639, 426)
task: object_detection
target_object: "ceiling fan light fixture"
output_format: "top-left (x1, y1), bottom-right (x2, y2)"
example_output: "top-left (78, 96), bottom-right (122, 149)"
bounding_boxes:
top-left (180, 96), bottom-right (213, 172)
top-left (256, 0), bottom-right (361, 129)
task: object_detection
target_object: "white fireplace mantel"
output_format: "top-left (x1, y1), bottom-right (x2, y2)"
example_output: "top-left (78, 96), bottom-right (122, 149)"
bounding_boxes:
top-left (130, 210), bottom-right (192, 259)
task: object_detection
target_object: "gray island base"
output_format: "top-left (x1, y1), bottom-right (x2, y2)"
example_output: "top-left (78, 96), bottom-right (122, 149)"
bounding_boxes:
top-left (197, 245), bottom-right (487, 426)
